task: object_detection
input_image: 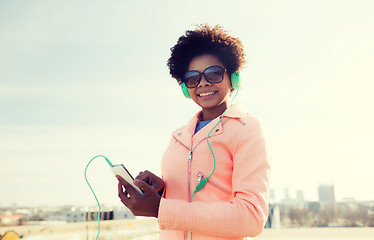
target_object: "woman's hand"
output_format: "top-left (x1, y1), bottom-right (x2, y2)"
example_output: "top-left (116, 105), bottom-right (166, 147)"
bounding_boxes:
top-left (117, 175), bottom-right (161, 218)
top-left (135, 170), bottom-right (165, 196)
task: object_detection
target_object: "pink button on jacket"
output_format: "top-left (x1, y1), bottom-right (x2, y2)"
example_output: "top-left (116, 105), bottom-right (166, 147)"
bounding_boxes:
top-left (158, 104), bottom-right (271, 240)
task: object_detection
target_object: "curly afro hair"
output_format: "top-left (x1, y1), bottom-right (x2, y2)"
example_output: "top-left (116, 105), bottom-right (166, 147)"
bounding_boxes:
top-left (167, 24), bottom-right (246, 85)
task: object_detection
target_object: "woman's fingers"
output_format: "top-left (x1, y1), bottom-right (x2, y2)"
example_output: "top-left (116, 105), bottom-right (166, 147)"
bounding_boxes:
top-left (116, 174), bottom-right (161, 217)
top-left (118, 182), bottom-right (133, 209)
top-left (134, 179), bottom-right (156, 194)
top-left (116, 175), bottom-right (141, 207)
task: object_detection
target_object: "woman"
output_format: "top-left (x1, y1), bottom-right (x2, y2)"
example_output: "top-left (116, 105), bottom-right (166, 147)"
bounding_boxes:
top-left (116, 24), bottom-right (271, 240)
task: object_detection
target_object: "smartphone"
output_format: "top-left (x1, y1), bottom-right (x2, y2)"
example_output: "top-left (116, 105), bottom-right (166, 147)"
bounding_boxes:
top-left (112, 164), bottom-right (143, 194)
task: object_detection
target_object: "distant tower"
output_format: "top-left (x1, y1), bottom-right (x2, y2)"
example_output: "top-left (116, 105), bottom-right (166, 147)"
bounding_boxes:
top-left (265, 204), bottom-right (281, 229)
top-left (318, 184), bottom-right (336, 207)
top-left (296, 190), bottom-right (304, 203)
top-left (270, 189), bottom-right (276, 203)
top-left (284, 188), bottom-right (290, 200)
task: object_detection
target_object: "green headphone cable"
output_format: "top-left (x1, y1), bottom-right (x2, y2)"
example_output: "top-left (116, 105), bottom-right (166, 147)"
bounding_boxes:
top-left (84, 155), bottom-right (114, 240)
top-left (190, 89), bottom-right (239, 239)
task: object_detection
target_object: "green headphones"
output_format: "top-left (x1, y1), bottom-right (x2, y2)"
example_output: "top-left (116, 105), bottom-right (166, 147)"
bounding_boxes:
top-left (181, 71), bottom-right (241, 99)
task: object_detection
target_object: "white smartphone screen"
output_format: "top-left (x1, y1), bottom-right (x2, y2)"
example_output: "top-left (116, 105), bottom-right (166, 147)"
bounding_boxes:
top-left (112, 164), bottom-right (143, 194)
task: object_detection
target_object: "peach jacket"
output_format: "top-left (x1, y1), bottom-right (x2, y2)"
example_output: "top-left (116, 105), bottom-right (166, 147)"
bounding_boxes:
top-left (157, 104), bottom-right (271, 240)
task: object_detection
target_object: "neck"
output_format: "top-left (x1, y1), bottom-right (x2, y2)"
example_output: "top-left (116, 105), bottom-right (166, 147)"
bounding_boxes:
top-left (201, 102), bottom-right (228, 121)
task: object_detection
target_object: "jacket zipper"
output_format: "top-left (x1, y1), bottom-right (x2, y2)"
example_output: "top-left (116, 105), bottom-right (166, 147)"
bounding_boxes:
top-left (173, 136), bottom-right (192, 240)
top-left (173, 135), bottom-right (217, 240)
top-left (173, 135), bottom-right (208, 201)
top-left (188, 150), bottom-right (192, 202)
top-left (197, 172), bottom-right (232, 195)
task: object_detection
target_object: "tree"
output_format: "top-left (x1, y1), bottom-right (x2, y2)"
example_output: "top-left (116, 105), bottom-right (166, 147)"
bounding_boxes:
top-left (318, 206), bottom-right (336, 227)
top-left (288, 207), bottom-right (307, 226)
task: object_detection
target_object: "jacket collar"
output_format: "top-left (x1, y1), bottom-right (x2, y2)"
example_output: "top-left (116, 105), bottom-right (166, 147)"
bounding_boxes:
top-left (219, 103), bottom-right (247, 118)
top-left (173, 104), bottom-right (247, 149)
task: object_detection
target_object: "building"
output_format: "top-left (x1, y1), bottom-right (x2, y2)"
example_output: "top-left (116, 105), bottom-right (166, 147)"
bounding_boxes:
top-left (66, 207), bottom-right (134, 223)
top-left (269, 189), bottom-right (276, 203)
top-left (284, 188), bottom-right (290, 201)
top-left (296, 190), bottom-right (304, 203)
top-left (66, 211), bottom-right (85, 223)
top-left (0, 214), bottom-right (24, 226)
top-left (307, 201), bottom-right (320, 213)
top-left (265, 204), bottom-right (281, 229)
top-left (318, 184), bottom-right (336, 207)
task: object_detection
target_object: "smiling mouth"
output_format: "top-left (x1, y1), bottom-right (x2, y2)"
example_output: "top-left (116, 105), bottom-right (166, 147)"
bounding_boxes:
top-left (198, 91), bottom-right (216, 97)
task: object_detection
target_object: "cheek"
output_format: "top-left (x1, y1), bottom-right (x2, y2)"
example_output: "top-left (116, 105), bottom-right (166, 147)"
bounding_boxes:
top-left (188, 88), bottom-right (194, 98)
top-left (219, 80), bottom-right (232, 95)
top-left (189, 89), bottom-right (199, 102)
top-left (220, 75), bottom-right (232, 90)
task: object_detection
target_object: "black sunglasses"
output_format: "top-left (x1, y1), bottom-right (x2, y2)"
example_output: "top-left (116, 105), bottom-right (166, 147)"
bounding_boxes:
top-left (182, 65), bottom-right (227, 88)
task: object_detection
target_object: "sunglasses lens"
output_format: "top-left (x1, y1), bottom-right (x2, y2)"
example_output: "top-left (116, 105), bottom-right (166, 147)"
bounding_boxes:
top-left (183, 71), bottom-right (200, 88)
top-left (204, 66), bottom-right (224, 83)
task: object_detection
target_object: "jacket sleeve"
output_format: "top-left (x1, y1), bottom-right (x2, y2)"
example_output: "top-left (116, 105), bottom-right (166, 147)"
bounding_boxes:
top-left (158, 119), bottom-right (272, 237)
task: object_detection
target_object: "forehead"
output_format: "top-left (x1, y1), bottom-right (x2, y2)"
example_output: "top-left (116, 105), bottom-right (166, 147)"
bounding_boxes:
top-left (188, 54), bottom-right (225, 71)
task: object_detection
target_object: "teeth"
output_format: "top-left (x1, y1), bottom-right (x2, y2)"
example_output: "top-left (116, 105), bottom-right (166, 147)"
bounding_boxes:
top-left (199, 92), bottom-right (215, 97)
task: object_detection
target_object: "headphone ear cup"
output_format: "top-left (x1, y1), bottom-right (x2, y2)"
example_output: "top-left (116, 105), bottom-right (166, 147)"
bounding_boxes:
top-left (181, 83), bottom-right (191, 98)
top-left (230, 72), bottom-right (241, 89)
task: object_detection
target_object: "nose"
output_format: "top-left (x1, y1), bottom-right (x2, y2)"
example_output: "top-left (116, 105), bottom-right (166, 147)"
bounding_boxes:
top-left (198, 74), bottom-right (211, 87)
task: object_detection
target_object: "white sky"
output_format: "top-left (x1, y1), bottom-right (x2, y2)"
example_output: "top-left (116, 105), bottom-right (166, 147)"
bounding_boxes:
top-left (1, 0), bottom-right (373, 207)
